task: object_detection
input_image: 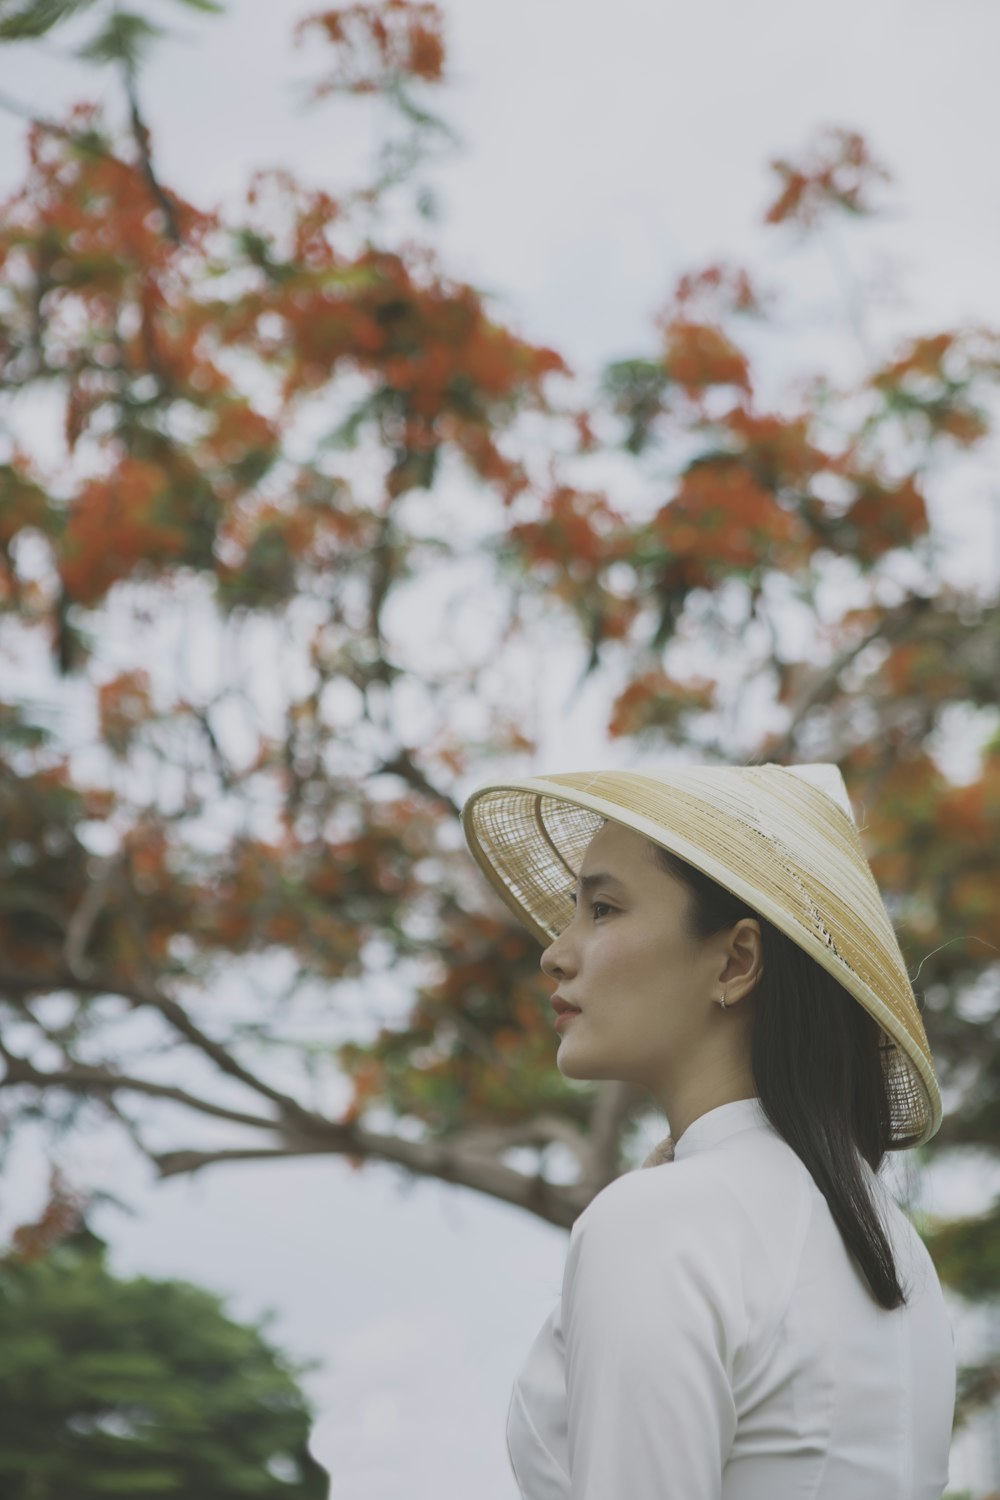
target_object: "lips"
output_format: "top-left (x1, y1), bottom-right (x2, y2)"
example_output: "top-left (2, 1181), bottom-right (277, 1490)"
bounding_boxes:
top-left (551, 996), bottom-right (582, 1017)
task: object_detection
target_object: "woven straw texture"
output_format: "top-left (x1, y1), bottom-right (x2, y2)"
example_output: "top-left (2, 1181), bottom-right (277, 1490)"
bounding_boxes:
top-left (460, 762), bottom-right (942, 1149)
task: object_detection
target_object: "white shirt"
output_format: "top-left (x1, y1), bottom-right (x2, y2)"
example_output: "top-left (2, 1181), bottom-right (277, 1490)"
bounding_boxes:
top-left (506, 1096), bottom-right (956, 1499)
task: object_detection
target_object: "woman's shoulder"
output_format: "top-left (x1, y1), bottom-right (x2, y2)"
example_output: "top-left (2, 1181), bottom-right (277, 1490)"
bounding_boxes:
top-left (574, 1149), bottom-right (762, 1242)
top-left (570, 1130), bottom-right (815, 1298)
top-left (564, 1158), bottom-right (763, 1344)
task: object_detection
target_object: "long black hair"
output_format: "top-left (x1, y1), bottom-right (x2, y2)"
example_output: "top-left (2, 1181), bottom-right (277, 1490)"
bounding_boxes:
top-left (646, 838), bottom-right (909, 1311)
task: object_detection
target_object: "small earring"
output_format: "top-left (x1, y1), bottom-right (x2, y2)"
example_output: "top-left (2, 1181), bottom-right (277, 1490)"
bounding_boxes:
top-left (718, 992), bottom-right (727, 1009)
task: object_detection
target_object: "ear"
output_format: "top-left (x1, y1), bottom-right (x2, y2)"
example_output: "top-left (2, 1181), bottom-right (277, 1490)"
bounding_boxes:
top-left (717, 917), bottom-right (763, 1003)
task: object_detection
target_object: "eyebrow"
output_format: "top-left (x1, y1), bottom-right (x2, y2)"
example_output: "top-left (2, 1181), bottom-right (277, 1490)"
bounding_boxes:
top-left (568, 872), bottom-right (628, 905)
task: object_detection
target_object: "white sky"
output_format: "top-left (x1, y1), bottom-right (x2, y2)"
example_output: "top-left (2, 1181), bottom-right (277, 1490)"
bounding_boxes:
top-left (2, 0), bottom-right (1000, 1492)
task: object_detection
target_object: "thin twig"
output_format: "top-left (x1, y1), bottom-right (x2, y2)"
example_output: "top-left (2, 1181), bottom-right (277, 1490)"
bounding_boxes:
top-left (120, 60), bottom-right (182, 244)
top-left (766, 592), bottom-right (933, 761)
top-left (64, 853), bottom-right (122, 981)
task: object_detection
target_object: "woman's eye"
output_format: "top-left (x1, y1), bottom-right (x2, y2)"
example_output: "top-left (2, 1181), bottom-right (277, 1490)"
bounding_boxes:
top-left (591, 901), bottom-right (615, 919)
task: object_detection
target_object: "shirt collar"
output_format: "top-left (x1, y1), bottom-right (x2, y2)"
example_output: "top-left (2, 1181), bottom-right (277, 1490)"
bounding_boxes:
top-left (672, 1095), bottom-right (777, 1162)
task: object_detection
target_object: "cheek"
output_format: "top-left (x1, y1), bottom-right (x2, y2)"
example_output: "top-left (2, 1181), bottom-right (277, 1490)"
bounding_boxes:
top-left (586, 921), bottom-right (627, 956)
top-left (588, 926), bottom-right (688, 1000)
top-left (587, 923), bottom-right (648, 979)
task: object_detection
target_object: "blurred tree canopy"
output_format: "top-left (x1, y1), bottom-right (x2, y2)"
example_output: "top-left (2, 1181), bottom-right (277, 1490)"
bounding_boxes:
top-left (1, 0), bottom-right (999, 1434)
top-left (0, 1176), bottom-right (329, 1497)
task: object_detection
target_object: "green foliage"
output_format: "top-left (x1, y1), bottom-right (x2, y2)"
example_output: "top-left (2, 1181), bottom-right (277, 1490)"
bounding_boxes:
top-left (0, 0), bottom-right (223, 59)
top-left (0, 1229), bottom-right (329, 1498)
top-left (75, 10), bottom-right (167, 67)
top-left (598, 358), bottom-right (671, 454)
top-left (922, 1200), bottom-right (1000, 1303)
top-left (0, 0), bottom-right (101, 41)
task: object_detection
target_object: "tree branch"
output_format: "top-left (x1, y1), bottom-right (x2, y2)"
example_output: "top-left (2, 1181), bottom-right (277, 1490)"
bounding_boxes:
top-left (111, 861), bottom-right (327, 1129)
top-left (0, 969), bottom-right (634, 1228)
top-left (372, 746), bottom-right (461, 817)
top-left (0, 1047), bottom-right (280, 1132)
top-left (187, 704), bottom-right (238, 792)
top-left (64, 853), bottom-right (122, 980)
top-left (0, 961), bottom-right (329, 1131)
top-left (450, 1112), bottom-right (592, 1175)
top-left (586, 1077), bottom-right (646, 1190)
top-left (120, 60), bottom-right (182, 244)
top-left (128, 979), bottom-right (325, 1127)
top-left (766, 592), bottom-right (934, 761)
top-left (154, 1116), bottom-right (600, 1229)
top-left (0, 80), bottom-right (181, 243)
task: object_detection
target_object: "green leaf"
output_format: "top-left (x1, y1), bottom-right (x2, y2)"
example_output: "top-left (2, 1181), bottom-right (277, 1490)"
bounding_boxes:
top-left (75, 9), bottom-right (166, 66)
top-left (0, 0), bottom-right (100, 42)
top-left (168, 0), bottom-right (224, 11)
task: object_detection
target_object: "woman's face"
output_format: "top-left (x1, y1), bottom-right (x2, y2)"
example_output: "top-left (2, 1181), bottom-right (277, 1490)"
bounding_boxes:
top-left (539, 819), bottom-right (759, 1123)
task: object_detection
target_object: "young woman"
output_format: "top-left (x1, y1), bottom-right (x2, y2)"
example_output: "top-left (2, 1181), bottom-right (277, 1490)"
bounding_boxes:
top-left (461, 761), bottom-right (956, 1500)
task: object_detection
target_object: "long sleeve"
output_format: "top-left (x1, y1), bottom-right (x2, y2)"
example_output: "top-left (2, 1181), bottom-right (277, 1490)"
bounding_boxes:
top-left (561, 1165), bottom-right (750, 1499)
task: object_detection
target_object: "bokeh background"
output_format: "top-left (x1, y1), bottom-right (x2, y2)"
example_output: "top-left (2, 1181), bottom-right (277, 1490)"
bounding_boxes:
top-left (1, 1), bottom-right (1000, 1495)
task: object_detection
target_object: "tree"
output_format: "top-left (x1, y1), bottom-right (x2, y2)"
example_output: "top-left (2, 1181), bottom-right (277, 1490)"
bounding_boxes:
top-left (0, 1175), bottom-right (329, 1497)
top-left (0, 0), bottom-right (998, 1436)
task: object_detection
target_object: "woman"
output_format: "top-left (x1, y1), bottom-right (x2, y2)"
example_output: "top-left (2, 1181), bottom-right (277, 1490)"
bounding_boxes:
top-left (460, 761), bottom-right (957, 1499)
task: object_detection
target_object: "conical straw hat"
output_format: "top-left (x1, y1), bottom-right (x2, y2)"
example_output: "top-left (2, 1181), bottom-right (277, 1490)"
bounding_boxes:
top-left (460, 761), bottom-right (942, 1149)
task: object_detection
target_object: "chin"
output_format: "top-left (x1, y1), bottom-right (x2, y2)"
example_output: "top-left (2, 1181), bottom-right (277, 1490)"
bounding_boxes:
top-left (557, 1049), bottom-right (617, 1083)
top-left (556, 1035), bottom-right (644, 1091)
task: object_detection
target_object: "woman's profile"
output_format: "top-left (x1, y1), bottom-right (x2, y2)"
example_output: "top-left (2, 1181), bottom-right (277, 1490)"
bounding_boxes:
top-left (460, 761), bottom-right (956, 1499)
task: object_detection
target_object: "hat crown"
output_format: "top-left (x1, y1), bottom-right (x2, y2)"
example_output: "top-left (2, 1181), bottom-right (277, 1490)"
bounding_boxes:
top-left (780, 762), bottom-right (855, 821)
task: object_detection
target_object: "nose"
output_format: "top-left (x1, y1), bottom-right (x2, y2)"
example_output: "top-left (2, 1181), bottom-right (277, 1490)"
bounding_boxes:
top-left (541, 930), bottom-right (573, 982)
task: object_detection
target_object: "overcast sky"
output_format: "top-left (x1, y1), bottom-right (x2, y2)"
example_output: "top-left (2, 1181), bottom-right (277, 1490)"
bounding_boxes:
top-left (2, 0), bottom-right (1000, 1493)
